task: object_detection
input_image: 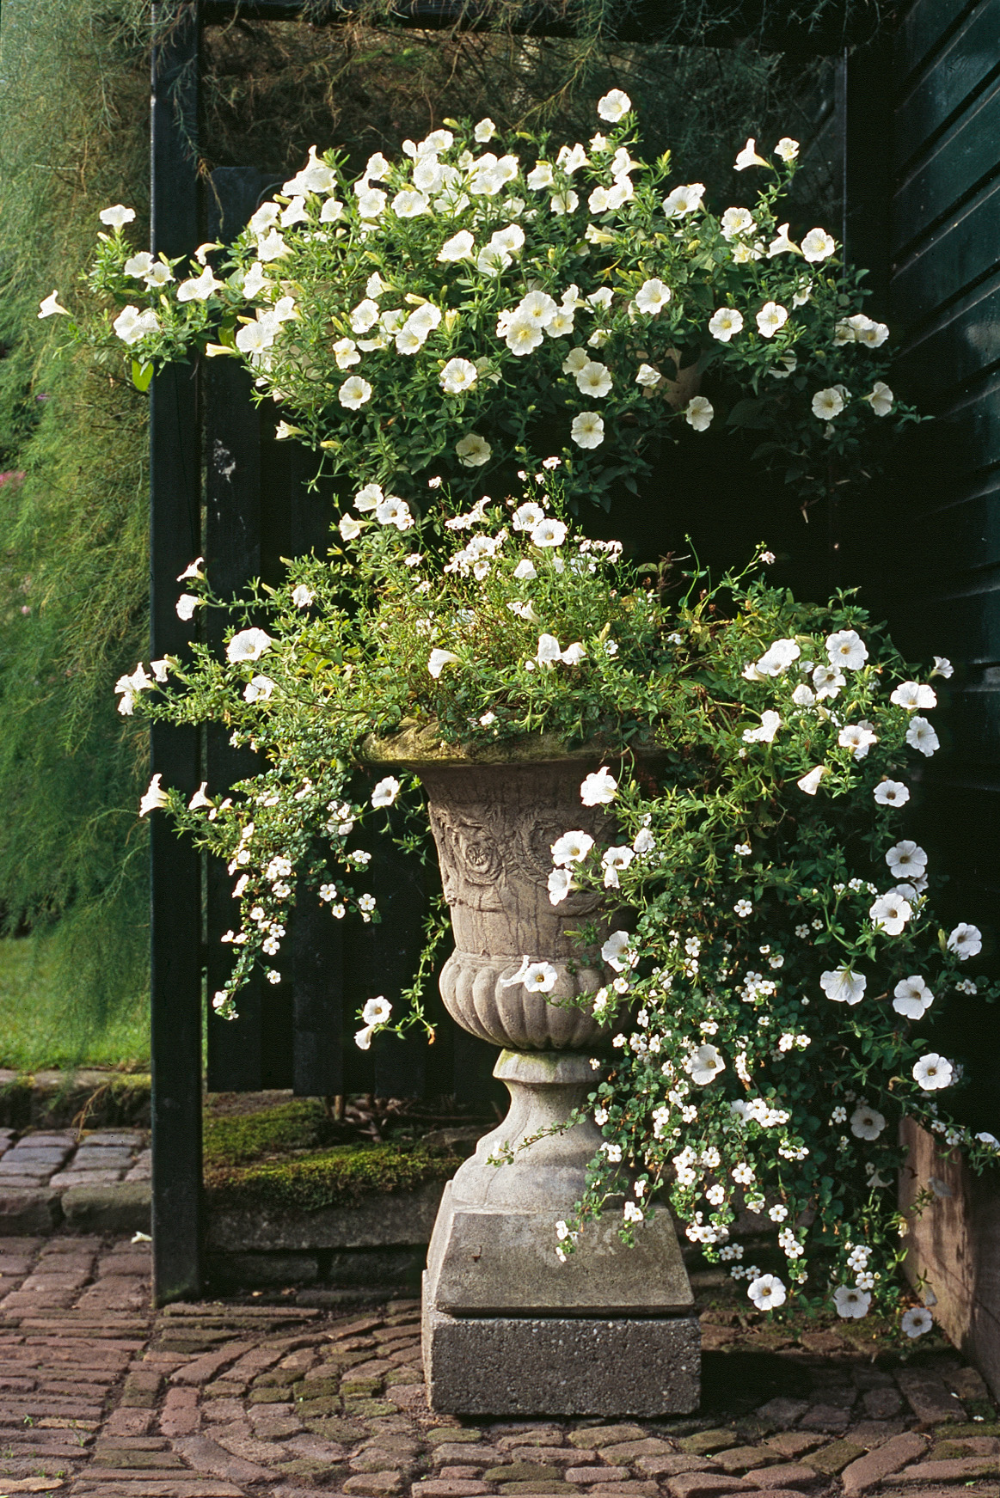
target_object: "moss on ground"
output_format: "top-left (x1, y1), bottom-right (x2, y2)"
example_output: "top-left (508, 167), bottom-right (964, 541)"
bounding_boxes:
top-left (205, 1138), bottom-right (461, 1214)
top-left (202, 1096), bottom-right (464, 1213)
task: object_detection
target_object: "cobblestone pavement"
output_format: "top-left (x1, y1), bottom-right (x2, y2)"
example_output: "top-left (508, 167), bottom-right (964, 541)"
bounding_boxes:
top-left (0, 1130), bottom-right (150, 1192)
top-left (1, 1236), bottom-right (998, 1498)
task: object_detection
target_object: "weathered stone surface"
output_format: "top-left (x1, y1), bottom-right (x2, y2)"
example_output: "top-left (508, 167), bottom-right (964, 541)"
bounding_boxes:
top-left (570, 1428), bottom-right (646, 1449)
top-left (755, 1400), bottom-right (810, 1429)
top-left (678, 1431), bottom-right (741, 1457)
top-left (764, 1435), bottom-right (824, 1460)
top-left (665, 1474), bottom-right (749, 1498)
top-left (713, 1448), bottom-right (780, 1475)
top-left (60, 1182), bottom-right (150, 1235)
top-left (207, 1182), bottom-right (444, 1253)
top-left (423, 1303), bottom-right (700, 1416)
top-left (739, 1466), bottom-right (819, 1490)
top-left (895, 1369), bottom-right (966, 1424)
top-left (0, 1189), bottom-right (61, 1235)
top-left (894, 1457), bottom-right (1000, 1482)
top-left (861, 1386), bottom-right (903, 1419)
top-left (840, 1433), bottom-right (929, 1494)
top-left (803, 1441), bottom-right (866, 1476)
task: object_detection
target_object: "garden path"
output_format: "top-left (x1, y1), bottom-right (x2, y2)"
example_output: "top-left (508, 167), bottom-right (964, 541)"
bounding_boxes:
top-left (0, 1235), bottom-right (996, 1498)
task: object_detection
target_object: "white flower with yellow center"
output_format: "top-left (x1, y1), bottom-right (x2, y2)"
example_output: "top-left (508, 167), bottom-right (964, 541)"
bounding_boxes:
top-left (662, 182), bottom-right (705, 217)
top-left (575, 361), bottom-right (613, 398)
top-left (455, 433), bottom-right (491, 467)
top-left (709, 307), bottom-right (744, 342)
top-left (802, 226), bottom-right (836, 262)
top-left (439, 357), bottom-right (477, 395)
top-left (756, 301), bottom-right (789, 338)
top-left (635, 278), bottom-right (671, 315)
top-left (339, 376), bottom-right (372, 409)
top-left (685, 397), bottom-right (714, 431)
top-left (597, 89), bottom-right (631, 121)
top-left (866, 381), bottom-right (894, 416)
top-left (571, 411), bottom-right (605, 448)
top-left (721, 206), bottom-right (755, 239)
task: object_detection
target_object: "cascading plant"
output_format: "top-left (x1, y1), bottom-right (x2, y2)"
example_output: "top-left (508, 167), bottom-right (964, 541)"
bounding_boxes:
top-left (44, 93), bottom-right (915, 514)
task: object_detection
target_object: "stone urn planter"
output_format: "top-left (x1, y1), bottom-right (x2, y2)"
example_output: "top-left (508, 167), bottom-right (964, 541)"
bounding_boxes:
top-left (366, 729), bottom-right (699, 1416)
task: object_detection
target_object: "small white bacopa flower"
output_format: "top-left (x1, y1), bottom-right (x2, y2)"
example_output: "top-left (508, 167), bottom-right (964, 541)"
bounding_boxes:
top-left (227, 627), bottom-right (272, 663)
top-left (901, 1306), bottom-right (933, 1338)
top-left (947, 923), bottom-right (982, 960)
top-left (893, 975), bottom-right (934, 1020)
top-left (833, 1285), bottom-right (871, 1318)
top-left (820, 967), bottom-right (866, 1006)
top-left (747, 1273), bottom-right (786, 1310)
top-left (912, 1052), bottom-right (954, 1090)
top-left (874, 779), bottom-right (910, 807)
top-left (685, 1044), bottom-right (725, 1086)
top-left (581, 766), bottom-right (618, 806)
top-left (850, 1104), bottom-right (886, 1140)
top-left (371, 776), bottom-right (401, 809)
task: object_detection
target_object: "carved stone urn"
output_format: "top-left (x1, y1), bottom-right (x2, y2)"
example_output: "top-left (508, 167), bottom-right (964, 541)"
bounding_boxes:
top-left (365, 729), bottom-right (699, 1416)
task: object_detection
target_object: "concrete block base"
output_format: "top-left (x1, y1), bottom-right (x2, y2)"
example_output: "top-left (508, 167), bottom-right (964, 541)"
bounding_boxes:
top-left (423, 1288), bottom-right (700, 1415)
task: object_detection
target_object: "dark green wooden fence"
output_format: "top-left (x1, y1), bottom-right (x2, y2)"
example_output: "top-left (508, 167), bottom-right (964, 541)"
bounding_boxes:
top-left (847, 0), bottom-right (1000, 1132)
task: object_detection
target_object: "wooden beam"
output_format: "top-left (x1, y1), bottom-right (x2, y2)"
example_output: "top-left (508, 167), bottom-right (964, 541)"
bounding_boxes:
top-left (150, 0), bottom-right (204, 1307)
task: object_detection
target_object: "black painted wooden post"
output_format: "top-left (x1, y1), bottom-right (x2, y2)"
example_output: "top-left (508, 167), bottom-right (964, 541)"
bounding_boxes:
top-left (150, 2), bottom-right (203, 1306)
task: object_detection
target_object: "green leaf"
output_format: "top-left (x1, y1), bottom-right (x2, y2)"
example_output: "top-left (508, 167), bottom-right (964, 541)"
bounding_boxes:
top-left (130, 360), bottom-right (153, 392)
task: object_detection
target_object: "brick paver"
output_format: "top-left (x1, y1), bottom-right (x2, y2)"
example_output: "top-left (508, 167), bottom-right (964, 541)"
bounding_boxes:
top-left (0, 1234), bottom-right (998, 1498)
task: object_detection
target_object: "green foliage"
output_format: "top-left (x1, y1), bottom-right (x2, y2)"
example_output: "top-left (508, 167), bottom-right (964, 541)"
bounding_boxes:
top-left (0, 0), bottom-right (152, 1036)
top-left (0, 935), bottom-right (149, 1072)
top-left (203, 1096), bottom-right (340, 1167)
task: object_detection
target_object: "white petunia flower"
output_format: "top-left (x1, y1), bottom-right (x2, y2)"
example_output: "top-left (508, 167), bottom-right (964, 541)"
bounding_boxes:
top-left (931, 655), bottom-right (954, 679)
top-left (756, 301), bottom-right (788, 338)
top-left (437, 228), bottom-right (475, 262)
top-left (812, 386), bottom-right (845, 420)
top-left (536, 633), bottom-right (563, 668)
top-left (901, 1307), bottom-right (933, 1338)
top-left (826, 629), bottom-right (868, 671)
top-left (866, 381), bottom-right (894, 416)
top-left (550, 189), bottom-right (579, 216)
top-left (575, 361), bottom-right (613, 398)
top-left (833, 1285), bottom-right (871, 1318)
top-left (113, 305), bottom-right (160, 345)
top-left (802, 227), bottom-right (836, 262)
top-left (734, 137), bottom-right (769, 171)
top-left (850, 1105), bottom-right (886, 1140)
top-left (177, 266), bottom-right (224, 302)
top-left (582, 767), bottom-right (617, 806)
top-left (227, 627), bottom-right (272, 663)
top-left (743, 709), bottom-right (782, 744)
top-left (662, 182), bottom-right (706, 218)
top-left (947, 923), bottom-right (982, 960)
top-left (875, 780), bottom-right (909, 807)
top-left (886, 840), bottom-right (928, 878)
top-left (893, 975), bottom-right (934, 1020)
top-left (870, 892), bottom-right (912, 935)
top-left (339, 376), bottom-right (372, 409)
top-left (551, 830), bottom-right (595, 865)
top-left (839, 723), bottom-right (878, 760)
top-left (371, 776), bottom-right (401, 809)
top-left (175, 594), bottom-right (201, 622)
top-left (428, 648), bottom-right (460, 678)
top-left (601, 931), bottom-right (632, 972)
top-left (522, 961), bottom-right (558, 992)
top-left (912, 1052), bottom-right (954, 1090)
top-left (685, 396), bottom-right (714, 431)
top-left (709, 307), bottom-right (744, 342)
top-left (797, 766), bottom-right (826, 796)
top-left (767, 223), bottom-right (798, 257)
top-left (339, 513), bottom-right (362, 541)
top-left (906, 715), bottom-right (940, 756)
top-left (139, 773), bottom-right (169, 816)
top-left (756, 638), bottom-right (800, 675)
top-left (775, 137), bottom-right (799, 161)
top-left (891, 680), bottom-right (937, 711)
top-left (439, 357), bottom-right (478, 395)
top-left (636, 363), bottom-right (662, 387)
top-left (597, 89), bottom-right (631, 122)
top-left (571, 411), bottom-right (605, 448)
top-left (531, 517), bottom-right (568, 548)
top-left (456, 433), bottom-right (491, 467)
top-left (820, 967), bottom-right (866, 1006)
top-left (548, 867), bottom-right (573, 905)
top-left (813, 664), bottom-right (846, 699)
top-left (635, 278), bottom-right (672, 315)
top-left (333, 337), bottom-right (360, 370)
top-left (685, 1044), bottom-right (725, 1086)
top-left (100, 204), bottom-right (136, 228)
top-left (38, 289), bottom-right (71, 318)
top-left (243, 674), bottom-right (274, 703)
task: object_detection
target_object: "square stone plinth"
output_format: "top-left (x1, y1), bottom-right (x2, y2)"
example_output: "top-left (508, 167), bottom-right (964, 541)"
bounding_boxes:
top-left (423, 1295), bottom-right (700, 1416)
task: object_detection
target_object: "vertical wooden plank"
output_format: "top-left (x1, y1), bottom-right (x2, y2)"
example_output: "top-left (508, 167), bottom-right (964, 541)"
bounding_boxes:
top-left (204, 168), bottom-right (270, 1093)
top-left (149, 2), bottom-right (203, 1305)
top-left (840, 35), bottom-right (893, 318)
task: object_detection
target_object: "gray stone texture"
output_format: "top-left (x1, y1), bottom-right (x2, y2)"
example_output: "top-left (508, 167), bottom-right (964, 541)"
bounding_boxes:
top-left (61, 1179), bottom-right (151, 1233)
top-left (206, 1181), bottom-right (444, 1253)
top-left (422, 1298), bottom-right (700, 1416)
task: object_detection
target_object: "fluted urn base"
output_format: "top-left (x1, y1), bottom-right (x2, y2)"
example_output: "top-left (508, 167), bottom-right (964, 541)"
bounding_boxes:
top-left (365, 738), bottom-right (699, 1414)
top-left (422, 1049), bottom-right (700, 1415)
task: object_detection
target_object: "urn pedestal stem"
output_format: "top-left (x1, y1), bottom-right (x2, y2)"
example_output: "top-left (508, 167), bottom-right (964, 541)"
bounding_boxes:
top-left (367, 747), bottom-right (701, 1414)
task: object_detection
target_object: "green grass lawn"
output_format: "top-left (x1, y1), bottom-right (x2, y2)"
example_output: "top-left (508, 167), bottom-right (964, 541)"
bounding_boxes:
top-left (0, 934), bottom-right (150, 1072)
